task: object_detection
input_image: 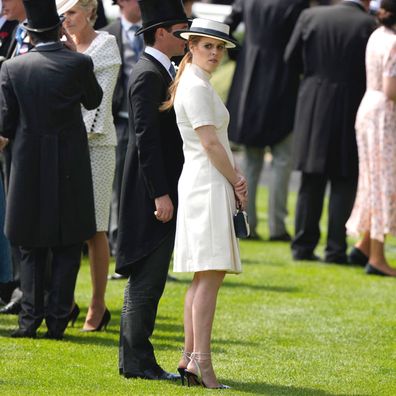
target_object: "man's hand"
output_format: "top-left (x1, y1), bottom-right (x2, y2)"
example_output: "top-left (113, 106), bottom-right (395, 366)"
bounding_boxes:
top-left (0, 136), bottom-right (9, 151)
top-left (154, 194), bottom-right (174, 223)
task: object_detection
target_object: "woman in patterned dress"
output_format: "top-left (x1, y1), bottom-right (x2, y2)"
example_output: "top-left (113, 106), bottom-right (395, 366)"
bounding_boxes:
top-left (58, 0), bottom-right (121, 328)
top-left (346, 0), bottom-right (396, 277)
top-left (161, 19), bottom-right (247, 388)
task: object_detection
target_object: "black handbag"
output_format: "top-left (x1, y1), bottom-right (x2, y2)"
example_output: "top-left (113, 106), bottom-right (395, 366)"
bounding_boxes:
top-left (233, 209), bottom-right (250, 239)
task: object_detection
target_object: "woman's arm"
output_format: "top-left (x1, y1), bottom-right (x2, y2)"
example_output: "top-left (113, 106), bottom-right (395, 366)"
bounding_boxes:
top-left (383, 75), bottom-right (396, 101)
top-left (196, 124), bottom-right (248, 207)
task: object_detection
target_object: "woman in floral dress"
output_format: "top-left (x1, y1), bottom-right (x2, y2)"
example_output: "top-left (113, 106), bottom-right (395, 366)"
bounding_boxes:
top-left (346, 0), bottom-right (396, 276)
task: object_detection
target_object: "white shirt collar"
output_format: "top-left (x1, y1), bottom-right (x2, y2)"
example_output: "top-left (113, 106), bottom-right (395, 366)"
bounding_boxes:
top-left (35, 41), bottom-right (58, 47)
top-left (120, 15), bottom-right (142, 32)
top-left (0, 16), bottom-right (6, 30)
top-left (144, 46), bottom-right (172, 77)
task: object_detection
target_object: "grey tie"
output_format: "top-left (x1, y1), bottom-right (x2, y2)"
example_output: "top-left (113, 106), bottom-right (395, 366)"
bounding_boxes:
top-left (129, 25), bottom-right (143, 61)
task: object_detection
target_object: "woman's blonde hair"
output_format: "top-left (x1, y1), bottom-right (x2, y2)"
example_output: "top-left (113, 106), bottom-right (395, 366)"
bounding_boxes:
top-left (77, 0), bottom-right (98, 25)
top-left (160, 36), bottom-right (201, 112)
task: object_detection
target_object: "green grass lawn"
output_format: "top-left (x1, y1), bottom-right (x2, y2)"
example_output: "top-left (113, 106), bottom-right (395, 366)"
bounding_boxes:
top-left (0, 187), bottom-right (395, 395)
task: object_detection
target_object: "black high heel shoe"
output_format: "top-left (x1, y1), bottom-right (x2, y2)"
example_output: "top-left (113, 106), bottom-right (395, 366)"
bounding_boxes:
top-left (177, 350), bottom-right (191, 386)
top-left (82, 308), bottom-right (111, 332)
top-left (68, 304), bottom-right (80, 327)
top-left (185, 352), bottom-right (230, 389)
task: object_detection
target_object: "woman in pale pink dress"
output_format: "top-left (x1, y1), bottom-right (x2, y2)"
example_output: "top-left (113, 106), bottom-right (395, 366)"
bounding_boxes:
top-left (346, 0), bottom-right (396, 276)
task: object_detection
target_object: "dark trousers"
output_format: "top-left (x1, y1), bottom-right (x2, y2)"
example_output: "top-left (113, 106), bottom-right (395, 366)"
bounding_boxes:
top-left (18, 243), bottom-right (82, 335)
top-left (291, 172), bottom-right (357, 261)
top-left (119, 231), bottom-right (174, 376)
top-left (0, 145), bottom-right (22, 302)
top-left (109, 117), bottom-right (131, 256)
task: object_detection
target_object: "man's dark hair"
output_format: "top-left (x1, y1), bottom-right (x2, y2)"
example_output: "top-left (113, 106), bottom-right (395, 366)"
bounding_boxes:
top-left (28, 26), bottom-right (61, 46)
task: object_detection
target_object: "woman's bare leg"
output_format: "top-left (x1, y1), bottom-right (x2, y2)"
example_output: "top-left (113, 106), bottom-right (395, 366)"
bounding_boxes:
top-left (83, 231), bottom-right (110, 330)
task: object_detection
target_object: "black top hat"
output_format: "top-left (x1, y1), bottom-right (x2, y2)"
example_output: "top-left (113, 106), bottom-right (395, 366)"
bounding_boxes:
top-left (136, 0), bottom-right (188, 35)
top-left (23, 0), bottom-right (62, 33)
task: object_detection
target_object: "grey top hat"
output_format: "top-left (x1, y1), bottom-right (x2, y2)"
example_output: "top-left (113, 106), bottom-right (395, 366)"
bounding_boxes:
top-left (173, 18), bottom-right (238, 48)
top-left (135, 0), bottom-right (188, 35)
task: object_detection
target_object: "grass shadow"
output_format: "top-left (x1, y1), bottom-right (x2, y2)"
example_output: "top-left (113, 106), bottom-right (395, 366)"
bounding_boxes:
top-left (224, 380), bottom-right (367, 395)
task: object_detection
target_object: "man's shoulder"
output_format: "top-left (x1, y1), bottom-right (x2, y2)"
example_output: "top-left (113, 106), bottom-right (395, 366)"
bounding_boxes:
top-left (5, 46), bottom-right (92, 69)
top-left (102, 19), bottom-right (121, 34)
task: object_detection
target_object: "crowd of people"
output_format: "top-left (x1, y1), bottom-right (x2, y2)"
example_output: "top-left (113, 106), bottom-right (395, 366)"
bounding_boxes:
top-left (0, 0), bottom-right (395, 390)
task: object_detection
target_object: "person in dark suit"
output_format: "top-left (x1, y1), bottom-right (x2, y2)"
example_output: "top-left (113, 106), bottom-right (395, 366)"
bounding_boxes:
top-left (93, 0), bottom-right (108, 29)
top-left (103, 0), bottom-right (143, 264)
top-left (117, 0), bottom-right (188, 380)
top-left (0, 0), bottom-right (102, 339)
top-left (284, 0), bottom-right (376, 263)
top-left (225, 0), bottom-right (309, 242)
top-left (0, 0), bottom-right (30, 316)
top-left (0, 18), bottom-right (18, 59)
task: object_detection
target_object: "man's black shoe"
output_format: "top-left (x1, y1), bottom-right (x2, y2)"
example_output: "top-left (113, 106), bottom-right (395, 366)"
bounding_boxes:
top-left (125, 367), bottom-right (180, 381)
top-left (108, 273), bottom-right (128, 280)
top-left (292, 252), bottom-right (321, 261)
top-left (43, 331), bottom-right (64, 340)
top-left (323, 255), bottom-right (349, 265)
top-left (0, 287), bottom-right (22, 314)
top-left (269, 232), bottom-right (292, 242)
top-left (11, 328), bottom-right (37, 338)
top-left (0, 300), bottom-right (21, 314)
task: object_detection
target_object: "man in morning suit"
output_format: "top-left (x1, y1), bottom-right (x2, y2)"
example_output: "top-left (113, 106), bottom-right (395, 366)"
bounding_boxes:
top-left (284, 0), bottom-right (376, 263)
top-left (116, 0), bottom-right (188, 380)
top-left (103, 0), bottom-right (143, 262)
top-left (0, 0), bottom-right (32, 316)
top-left (225, 0), bottom-right (309, 242)
top-left (0, 0), bottom-right (102, 339)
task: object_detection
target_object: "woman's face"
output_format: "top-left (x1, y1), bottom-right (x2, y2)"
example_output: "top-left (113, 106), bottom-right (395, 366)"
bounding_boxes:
top-left (190, 36), bottom-right (226, 74)
top-left (63, 5), bottom-right (92, 35)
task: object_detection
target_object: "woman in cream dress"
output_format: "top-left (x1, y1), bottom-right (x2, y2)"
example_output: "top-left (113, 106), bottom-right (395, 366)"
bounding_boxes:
top-left (162, 19), bottom-right (247, 388)
top-left (58, 0), bottom-right (121, 329)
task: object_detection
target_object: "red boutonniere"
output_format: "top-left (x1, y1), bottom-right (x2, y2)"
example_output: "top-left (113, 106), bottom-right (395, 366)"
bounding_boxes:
top-left (0, 32), bottom-right (10, 39)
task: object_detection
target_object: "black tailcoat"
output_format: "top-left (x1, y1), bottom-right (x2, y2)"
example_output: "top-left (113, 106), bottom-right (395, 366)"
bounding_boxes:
top-left (0, 42), bottom-right (103, 247)
top-left (285, 2), bottom-right (376, 177)
top-left (116, 53), bottom-right (184, 275)
top-left (226, 0), bottom-right (309, 147)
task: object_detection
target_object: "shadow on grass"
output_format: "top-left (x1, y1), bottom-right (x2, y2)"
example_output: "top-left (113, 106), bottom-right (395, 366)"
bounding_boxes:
top-left (168, 278), bottom-right (299, 293)
top-left (224, 380), bottom-right (367, 395)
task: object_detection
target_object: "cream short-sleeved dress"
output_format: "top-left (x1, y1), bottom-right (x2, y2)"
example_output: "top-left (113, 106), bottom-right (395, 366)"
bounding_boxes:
top-left (173, 63), bottom-right (242, 274)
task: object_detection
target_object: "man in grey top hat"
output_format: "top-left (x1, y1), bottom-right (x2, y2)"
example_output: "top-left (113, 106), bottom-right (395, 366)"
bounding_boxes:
top-left (116, 0), bottom-right (188, 381)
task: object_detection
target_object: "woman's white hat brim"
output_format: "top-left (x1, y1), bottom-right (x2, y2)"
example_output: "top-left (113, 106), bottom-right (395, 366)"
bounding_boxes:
top-left (56, 0), bottom-right (79, 15)
top-left (177, 31), bottom-right (237, 48)
top-left (173, 18), bottom-right (238, 48)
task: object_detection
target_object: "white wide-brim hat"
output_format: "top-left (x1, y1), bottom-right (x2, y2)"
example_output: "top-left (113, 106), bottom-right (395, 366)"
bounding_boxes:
top-left (56, 0), bottom-right (79, 15)
top-left (173, 18), bottom-right (238, 49)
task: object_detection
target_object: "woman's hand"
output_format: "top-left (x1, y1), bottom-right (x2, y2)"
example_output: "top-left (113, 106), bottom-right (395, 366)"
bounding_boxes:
top-left (0, 136), bottom-right (9, 151)
top-left (233, 174), bottom-right (248, 210)
top-left (61, 28), bottom-right (77, 52)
